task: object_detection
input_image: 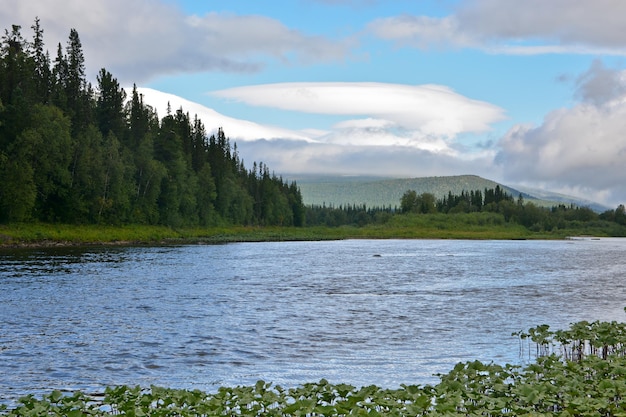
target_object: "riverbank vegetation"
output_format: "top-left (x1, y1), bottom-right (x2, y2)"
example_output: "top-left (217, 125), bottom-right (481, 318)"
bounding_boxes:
top-left (3, 318), bottom-right (626, 416)
top-left (0, 208), bottom-right (622, 246)
top-left (0, 212), bottom-right (592, 246)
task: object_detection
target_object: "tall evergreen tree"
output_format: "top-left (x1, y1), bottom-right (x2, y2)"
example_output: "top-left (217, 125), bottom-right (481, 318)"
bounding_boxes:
top-left (0, 25), bottom-right (29, 105)
top-left (96, 68), bottom-right (126, 139)
top-left (50, 42), bottom-right (67, 110)
top-left (30, 17), bottom-right (50, 103)
top-left (65, 29), bottom-right (84, 101)
top-left (64, 28), bottom-right (91, 134)
top-left (0, 25), bottom-right (34, 147)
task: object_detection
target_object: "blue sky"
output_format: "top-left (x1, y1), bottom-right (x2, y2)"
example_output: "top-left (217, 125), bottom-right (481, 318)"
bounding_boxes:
top-left (5, 0), bottom-right (626, 206)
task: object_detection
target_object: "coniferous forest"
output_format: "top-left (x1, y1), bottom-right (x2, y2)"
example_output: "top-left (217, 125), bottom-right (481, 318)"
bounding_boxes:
top-left (0, 20), bottom-right (305, 227)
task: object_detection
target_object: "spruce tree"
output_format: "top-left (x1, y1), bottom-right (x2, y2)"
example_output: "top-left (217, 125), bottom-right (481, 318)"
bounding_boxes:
top-left (30, 17), bottom-right (51, 103)
top-left (96, 68), bottom-right (126, 139)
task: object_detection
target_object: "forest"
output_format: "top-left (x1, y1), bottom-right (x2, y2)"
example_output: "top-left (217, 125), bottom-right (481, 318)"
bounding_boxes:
top-left (0, 20), bottom-right (305, 227)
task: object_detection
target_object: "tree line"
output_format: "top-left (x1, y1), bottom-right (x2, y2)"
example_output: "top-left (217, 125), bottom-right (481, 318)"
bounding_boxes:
top-left (0, 20), bottom-right (305, 226)
top-left (400, 186), bottom-right (626, 231)
top-left (305, 185), bottom-right (626, 234)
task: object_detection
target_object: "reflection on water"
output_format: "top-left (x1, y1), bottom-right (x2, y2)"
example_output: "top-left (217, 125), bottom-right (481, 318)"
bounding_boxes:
top-left (1, 239), bottom-right (625, 402)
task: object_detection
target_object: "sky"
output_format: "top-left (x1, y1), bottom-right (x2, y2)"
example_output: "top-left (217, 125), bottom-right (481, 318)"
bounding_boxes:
top-left (4, 0), bottom-right (626, 207)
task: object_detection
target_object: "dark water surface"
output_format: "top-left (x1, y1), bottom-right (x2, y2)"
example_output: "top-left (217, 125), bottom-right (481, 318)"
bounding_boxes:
top-left (1, 238), bottom-right (625, 401)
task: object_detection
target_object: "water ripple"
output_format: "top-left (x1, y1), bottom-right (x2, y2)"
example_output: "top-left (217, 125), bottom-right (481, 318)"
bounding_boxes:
top-left (1, 239), bottom-right (625, 403)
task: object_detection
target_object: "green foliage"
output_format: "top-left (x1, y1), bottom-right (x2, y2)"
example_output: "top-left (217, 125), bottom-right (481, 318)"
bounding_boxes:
top-left (401, 190), bottom-right (436, 214)
top-left (0, 151), bottom-right (35, 222)
top-left (14, 103), bottom-right (73, 221)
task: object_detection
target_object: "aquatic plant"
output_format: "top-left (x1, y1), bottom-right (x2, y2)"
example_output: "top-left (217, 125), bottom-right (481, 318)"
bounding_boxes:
top-left (516, 319), bottom-right (626, 362)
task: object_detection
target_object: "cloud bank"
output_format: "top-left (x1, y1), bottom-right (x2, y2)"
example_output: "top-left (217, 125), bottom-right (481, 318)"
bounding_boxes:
top-left (368, 0), bottom-right (626, 55)
top-left (212, 82), bottom-right (505, 152)
top-left (496, 61), bottom-right (626, 206)
top-left (2, 0), bottom-right (352, 83)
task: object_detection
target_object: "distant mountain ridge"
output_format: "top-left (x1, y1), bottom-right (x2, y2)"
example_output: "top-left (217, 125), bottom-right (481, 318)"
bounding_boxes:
top-left (289, 174), bottom-right (608, 212)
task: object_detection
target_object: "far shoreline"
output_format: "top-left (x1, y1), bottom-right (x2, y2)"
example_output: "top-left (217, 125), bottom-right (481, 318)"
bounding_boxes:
top-left (0, 222), bottom-right (599, 250)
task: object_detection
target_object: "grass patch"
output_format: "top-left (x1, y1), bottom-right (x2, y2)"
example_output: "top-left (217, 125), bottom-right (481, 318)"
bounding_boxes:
top-left (4, 212), bottom-right (618, 247)
top-left (0, 222), bottom-right (535, 247)
top-left (0, 223), bottom-right (180, 246)
top-left (358, 212), bottom-right (533, 240)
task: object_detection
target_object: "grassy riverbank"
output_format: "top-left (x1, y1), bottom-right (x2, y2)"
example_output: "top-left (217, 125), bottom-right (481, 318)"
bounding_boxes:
top-left (0, 215), bottom-right (610, 247)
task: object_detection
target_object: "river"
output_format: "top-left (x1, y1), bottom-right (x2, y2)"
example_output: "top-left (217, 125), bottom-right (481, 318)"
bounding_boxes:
top-left (1, 238), bottom-right (625, 402)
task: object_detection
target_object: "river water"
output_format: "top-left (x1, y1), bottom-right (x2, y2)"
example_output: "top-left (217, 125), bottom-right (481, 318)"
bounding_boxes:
top-left (1, 238), bottom-right (625, 402)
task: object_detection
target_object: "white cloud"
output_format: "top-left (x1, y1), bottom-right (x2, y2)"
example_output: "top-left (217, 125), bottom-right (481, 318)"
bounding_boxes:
top-left (1, 0), bottom-right (352, 83)
top-left (323, 117), bottom-right (458, 152)
top-left (135, 87), bottom-right (317, 142)
top-left (368, 0), bottom-right (626, 55)
top-left (455, 0), bottom-right (626, 48)
top-left (368, 15), bottom-right (475, 49)
top-left (333, 118), bottom-right (392, 130)
top-left (498, 103), bottom-right (626, 184)
top-left (185, 13), bottom-right (349, 65)
top-left (575, 60), bottom-right (626, 106)
top-left (207, 81), bottom-right (507, 181)
top-left (496, 64), bottom-right (626, 206)
top-left (211, 82), bottom-right (505, 147)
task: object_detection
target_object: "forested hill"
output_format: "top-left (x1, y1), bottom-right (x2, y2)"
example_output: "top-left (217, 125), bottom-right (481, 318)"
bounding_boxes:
top-left (293, 175), bottom-right (607, 211)
top-left (0, 21), bottom-right (305, 226)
